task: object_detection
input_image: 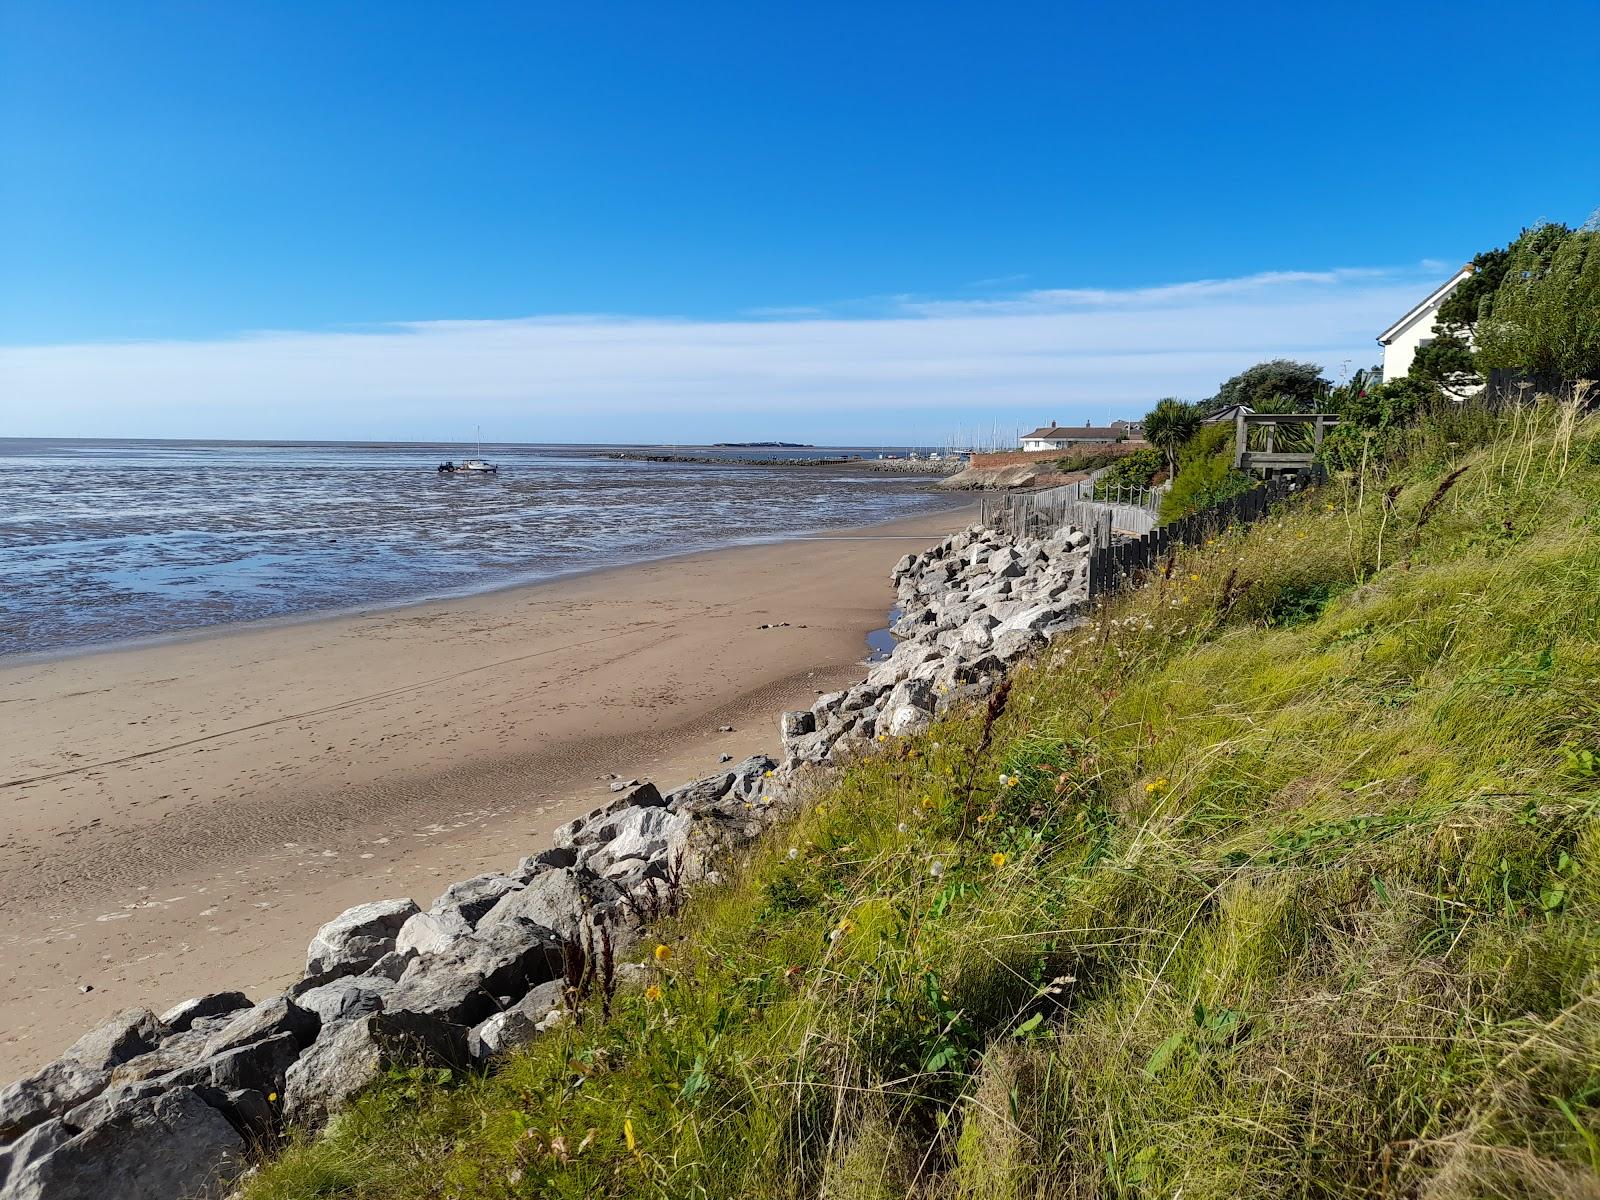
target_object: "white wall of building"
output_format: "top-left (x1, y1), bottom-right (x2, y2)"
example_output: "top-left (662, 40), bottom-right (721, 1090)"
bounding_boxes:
top-left (1381, 309), bottom-right (1439, 383)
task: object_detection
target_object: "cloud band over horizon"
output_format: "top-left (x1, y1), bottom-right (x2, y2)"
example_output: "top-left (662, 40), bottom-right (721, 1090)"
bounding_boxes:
top-left (0, 266), bottom-right (1442, 444)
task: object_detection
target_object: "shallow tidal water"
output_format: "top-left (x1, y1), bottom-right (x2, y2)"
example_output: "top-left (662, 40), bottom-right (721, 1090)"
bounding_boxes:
top-left (0, 439), bottom-right (957, 658)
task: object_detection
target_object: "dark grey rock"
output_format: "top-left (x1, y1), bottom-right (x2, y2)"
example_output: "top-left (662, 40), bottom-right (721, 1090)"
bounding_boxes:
top-left (466, 980), bottom-right (566, 1060)
top-left (0, 1009), bottom-right (163, 1139)
top-left (282, 1011), bottom-right (471, 1129)
top-left (157, 992), bottom-right (252, 1034)
top-left (514, 846), bottom-right (577, 880)
top-left (202, 995), bottom-right (319, 1058)
top-left (295, 974), bottom-right (395, 1024)
top-left (385, 917), bottom-right (564, 1027)
top-left (552, 783), bottom-right (666, 849)
top-left (5, 1087), bottom-right (245, 1200)
top-left (779, 710), bottom-right (815, 740)
top-left (0, 1118), bottom-right (71, 1195)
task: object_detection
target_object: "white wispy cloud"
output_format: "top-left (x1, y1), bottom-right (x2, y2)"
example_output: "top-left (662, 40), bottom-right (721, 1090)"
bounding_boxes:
top-left (0, 264), bottom-right (1445, 443)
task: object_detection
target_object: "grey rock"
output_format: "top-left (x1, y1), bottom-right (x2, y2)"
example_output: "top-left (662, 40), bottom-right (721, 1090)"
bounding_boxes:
top-left (194, 1086), bottom-right (275, 1143)
top-left (552, 783), bottom-right (666, 849)
top-left (106, 1026), bottom-right (214, 1086)
top-left (0, 1009), bottom-right (163, 1138)
top-left (397, 908), bottom-right (472, 957)
top-left (368, 949), bottom-right (414, 981)
top-left (431, 873), bottom-right (524, 925)
top-left (466, 980), bottom-right (566, 1060)
top-left (282, 1011), bottom-right (471, 1129)
top-left (5, 1087), bottom-right (245, 1200)
top-left (165, 1032), bottom-right (301, 1099)
top-left (67, 1009), bottom-right (165, 1075)
top-left (158, 992), bottom-right (252, 1034)
top-left (514, 846), bottom-right (578, 879)
top-left (727, 754), bottom-right (778, 799)
top-left (994, 603), bottom-right (1065, 636)
top-left (0, 1118), bottom-right (71, 1195)
top-left (779, 709), bottom-right (815, 740)
top-left (664, 772), bottom-right (735, 811)
top-left (987, 547), bottom-right (1024, 578)
top-left (304, 897), bottom-right (420, 980)
top-left (385, 917), bottom-right (564, 1027)
top-left (479, 867), bottom-right (622, 942)
top-left (588, 805), bottom-right (690, 874)
top-left (295, 974), bottom-right (395, 1024)
top-left (203, 995), bottom-right (319, 1058)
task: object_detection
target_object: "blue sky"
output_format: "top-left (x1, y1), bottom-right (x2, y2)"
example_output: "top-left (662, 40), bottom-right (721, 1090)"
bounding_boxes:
top-left (2, 1), bottom-right (1597, 442)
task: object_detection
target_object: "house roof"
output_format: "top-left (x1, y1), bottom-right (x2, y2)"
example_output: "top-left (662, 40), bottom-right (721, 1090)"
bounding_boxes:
top-left (1377, 266), bottom-right (1474, 345)
top-left (1205, 403), bottom-right (1254, 422)
top-left (1021, 425), bottom-right (1123, 441)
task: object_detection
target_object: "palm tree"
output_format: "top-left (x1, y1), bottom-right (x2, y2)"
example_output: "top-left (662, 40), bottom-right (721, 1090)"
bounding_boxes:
top-left (1143, 397), bottom-right (1201, 477)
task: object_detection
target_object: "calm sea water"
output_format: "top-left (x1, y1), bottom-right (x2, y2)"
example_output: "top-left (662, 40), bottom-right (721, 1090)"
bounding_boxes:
top-left (0, 439), bottom-right (960, 658)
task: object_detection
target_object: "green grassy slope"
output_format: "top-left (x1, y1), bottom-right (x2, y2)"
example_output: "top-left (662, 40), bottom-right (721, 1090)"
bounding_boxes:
top-left (249, 406), bottom-right (1600, 1200)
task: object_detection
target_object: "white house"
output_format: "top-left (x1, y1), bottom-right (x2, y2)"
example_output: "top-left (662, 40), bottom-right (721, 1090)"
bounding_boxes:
top-left (1019, 422), bottom-right (1123, 452)
top-left (1376, 265), bottom-right (1473, 383)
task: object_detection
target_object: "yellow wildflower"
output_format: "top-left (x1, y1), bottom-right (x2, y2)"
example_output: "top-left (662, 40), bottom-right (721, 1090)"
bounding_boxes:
top-left (1188, 573), bottom-right (1200, 582)
top-left (991, 852), bottom-right (1007, 868)
top-left (1144, 777), bottom-right (1170, 795)
top-left (653, 943), bottom-right (672, 962)
top-left (624, 1118), bottom-right (636, 1151)
top-left (644, 984), bottom-right (662, 1001)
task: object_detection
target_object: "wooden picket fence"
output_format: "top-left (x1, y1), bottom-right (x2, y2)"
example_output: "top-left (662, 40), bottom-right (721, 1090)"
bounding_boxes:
top-left (1085, 467), bottom-right (1322, 598)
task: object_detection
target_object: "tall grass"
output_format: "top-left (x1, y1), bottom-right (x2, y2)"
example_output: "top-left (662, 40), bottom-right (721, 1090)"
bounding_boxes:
top-left (246, 402), bottom-right (1600, 1200)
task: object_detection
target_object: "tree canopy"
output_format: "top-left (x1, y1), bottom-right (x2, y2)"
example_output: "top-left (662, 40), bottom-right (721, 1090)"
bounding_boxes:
top-left (1474, 219), bottom-right (1600, 388)
top-left (1205, 359), bottom-right (1331, 415)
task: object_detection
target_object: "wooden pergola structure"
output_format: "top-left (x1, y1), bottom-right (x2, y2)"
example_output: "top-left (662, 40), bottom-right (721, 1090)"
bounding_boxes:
top-left (1233, 411), bottom-right (1338, 475)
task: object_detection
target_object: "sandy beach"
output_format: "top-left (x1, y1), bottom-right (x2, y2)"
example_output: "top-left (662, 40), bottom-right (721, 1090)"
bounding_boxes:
top-left (0, 505), bottom-right (971, 1075)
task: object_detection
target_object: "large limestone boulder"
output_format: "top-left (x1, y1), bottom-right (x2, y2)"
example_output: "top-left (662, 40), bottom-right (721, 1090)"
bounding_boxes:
top-left (553, 783), bottom-right (665, 850)
top-left (884, 678), bottom-right (936, 738)
top-left (0, 1009), bottom-right (164, 1138)
top-left (304, 898), bottom-right (420, 980)
top-left (203, 995), bottom-right (319, 1058)
top-left (158, 993), bottom-right (251, 1034)
top-left (779, 710), bottom-right (815, 740)
top-left (385, 917), bottom-right (564, 1027)
top-left (282, 1011), bottom-right (471, 1129)
top-left (4, 1087), bottom-right (245, 1200)
top-left (479, 867), bottom-right (623, 942)
top-left (396, 872), bottom-right (525, 958)
top-left (466, 980), bottom-right (566, 1061)
top-left (295, 973), bottom-right (396, 1025)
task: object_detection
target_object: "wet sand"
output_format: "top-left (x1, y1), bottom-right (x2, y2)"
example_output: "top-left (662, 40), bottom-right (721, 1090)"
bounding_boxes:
top-left (0, 505), bottom-right (972, 1075)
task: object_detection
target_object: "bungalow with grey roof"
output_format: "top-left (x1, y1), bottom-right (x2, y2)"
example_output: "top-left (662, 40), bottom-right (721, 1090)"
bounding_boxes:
top-left (1019, 422), bottom-right (1123, 452)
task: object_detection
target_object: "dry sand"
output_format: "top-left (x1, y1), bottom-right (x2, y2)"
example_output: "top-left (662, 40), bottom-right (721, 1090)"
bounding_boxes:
top-left (0, 505), bottom-right (972, 1075)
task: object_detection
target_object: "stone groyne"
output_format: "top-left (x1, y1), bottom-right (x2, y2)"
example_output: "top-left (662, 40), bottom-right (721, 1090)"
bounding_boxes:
top-left (0, 521), bottom-right (1093, 1200)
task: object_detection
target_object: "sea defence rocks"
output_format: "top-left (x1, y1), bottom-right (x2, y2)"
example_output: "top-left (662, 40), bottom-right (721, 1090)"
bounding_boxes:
top-left (0, 518), bottom-right (1094, 1196)
top-left (777, 523), bottom-right (1090, 770)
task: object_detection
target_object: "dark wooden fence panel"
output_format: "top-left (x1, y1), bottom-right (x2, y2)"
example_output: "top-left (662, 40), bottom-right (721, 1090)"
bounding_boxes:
top-left (1087, 466), bottom-right (1322, 599)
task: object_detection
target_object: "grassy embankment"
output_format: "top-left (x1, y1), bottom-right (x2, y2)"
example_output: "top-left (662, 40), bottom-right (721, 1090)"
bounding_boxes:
top-left (249, 404), bottom-right (1600, 1199)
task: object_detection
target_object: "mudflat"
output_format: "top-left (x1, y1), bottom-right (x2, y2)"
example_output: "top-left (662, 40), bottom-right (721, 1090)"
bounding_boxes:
top-left (0, 505), bottom-right (971, 1074)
